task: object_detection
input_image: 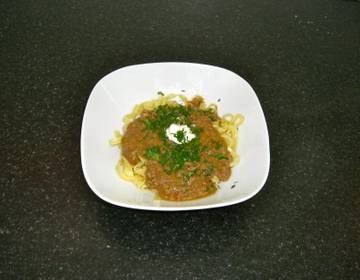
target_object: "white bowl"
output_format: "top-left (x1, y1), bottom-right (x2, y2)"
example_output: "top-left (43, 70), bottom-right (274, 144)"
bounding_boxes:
top-left (81, 62), bottom-right (270, 211)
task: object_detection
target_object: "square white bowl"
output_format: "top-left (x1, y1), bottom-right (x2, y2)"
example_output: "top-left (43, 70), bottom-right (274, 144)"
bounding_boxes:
top-left (81, 62), bottom-right (270, 211)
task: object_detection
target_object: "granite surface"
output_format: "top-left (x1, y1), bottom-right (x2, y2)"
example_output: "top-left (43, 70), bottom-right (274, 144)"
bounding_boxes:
top-left (1, 0), bottom-right (359, 279)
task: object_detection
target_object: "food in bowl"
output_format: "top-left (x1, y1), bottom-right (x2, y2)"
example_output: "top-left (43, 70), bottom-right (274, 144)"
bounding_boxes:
top-left (111, 93), bottom-right (244, 201)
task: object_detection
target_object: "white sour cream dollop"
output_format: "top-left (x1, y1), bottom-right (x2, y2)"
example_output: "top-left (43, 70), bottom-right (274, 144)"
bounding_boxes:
top-left (166, 124), bottom-right (196, 144)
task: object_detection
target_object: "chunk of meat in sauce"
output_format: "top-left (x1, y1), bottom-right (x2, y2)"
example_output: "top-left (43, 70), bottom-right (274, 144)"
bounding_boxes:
top-left (188, 95), bottom-right (204, 107)
top-left (121, 117), bottom-right (162, 165)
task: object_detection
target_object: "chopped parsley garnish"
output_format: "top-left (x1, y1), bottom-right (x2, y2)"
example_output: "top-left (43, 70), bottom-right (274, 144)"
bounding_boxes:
top-left (211, 140), bottom-right (222, 150)
top-left (144, 146), bottom-right (161, 160)
top-left (143, 134), bottom-right (203, 174)
top-left (203, 165), bottom-right (214, 176)
top-left (157, 91), bottom-right (165, 96)
top-left (142, 104), bottom-right (224, 173)
top-left (160, 138), bottom-right (202, 173)
top-left (144, 104), bottom-right (191, 134)
top-left (184, 168), bottom-right (198, 182)
top-left (174, 129), bottom-right (186, 144)
top-left (201, 145), bottom-right (209, 152)
top-left (192, 126), bottom-right (203, 136)
top-left (211, 153), bottom-right (228, 160)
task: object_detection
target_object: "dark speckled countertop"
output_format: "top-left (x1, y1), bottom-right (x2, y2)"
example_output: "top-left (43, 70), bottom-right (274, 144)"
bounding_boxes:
top-left (1, 0), bottom-right (359, 279)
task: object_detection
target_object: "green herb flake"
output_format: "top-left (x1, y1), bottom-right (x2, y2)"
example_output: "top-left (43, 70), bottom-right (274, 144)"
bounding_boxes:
top-left (184, 168), bottom-right (198, 182)
top-left (211, 154), bottom-right (228, 160)
top-left (145, 104), bottom-right (191, 132)
top-left (211, 140), bottom-right (222, 150)
top-left (192, 126), bottom-right (203, 136)
top-left (174, 129), bottom-right (186, 144)
top-left (157, 91), bottom-right (165, 96)
top-left (143, 118), bottom-right (155, 130)
top-left (144, 146), bottom-right (161, 160)
top-left (201, 145), bottom-right (209, 152)
top-left (203, 165), bottom-right (214, 176)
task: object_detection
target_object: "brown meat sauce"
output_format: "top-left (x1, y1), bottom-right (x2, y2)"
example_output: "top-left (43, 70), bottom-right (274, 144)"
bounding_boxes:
top-left (121, 118), bottom-right (162, 165)
top-left (121, 97), bottom-right (232, 201)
